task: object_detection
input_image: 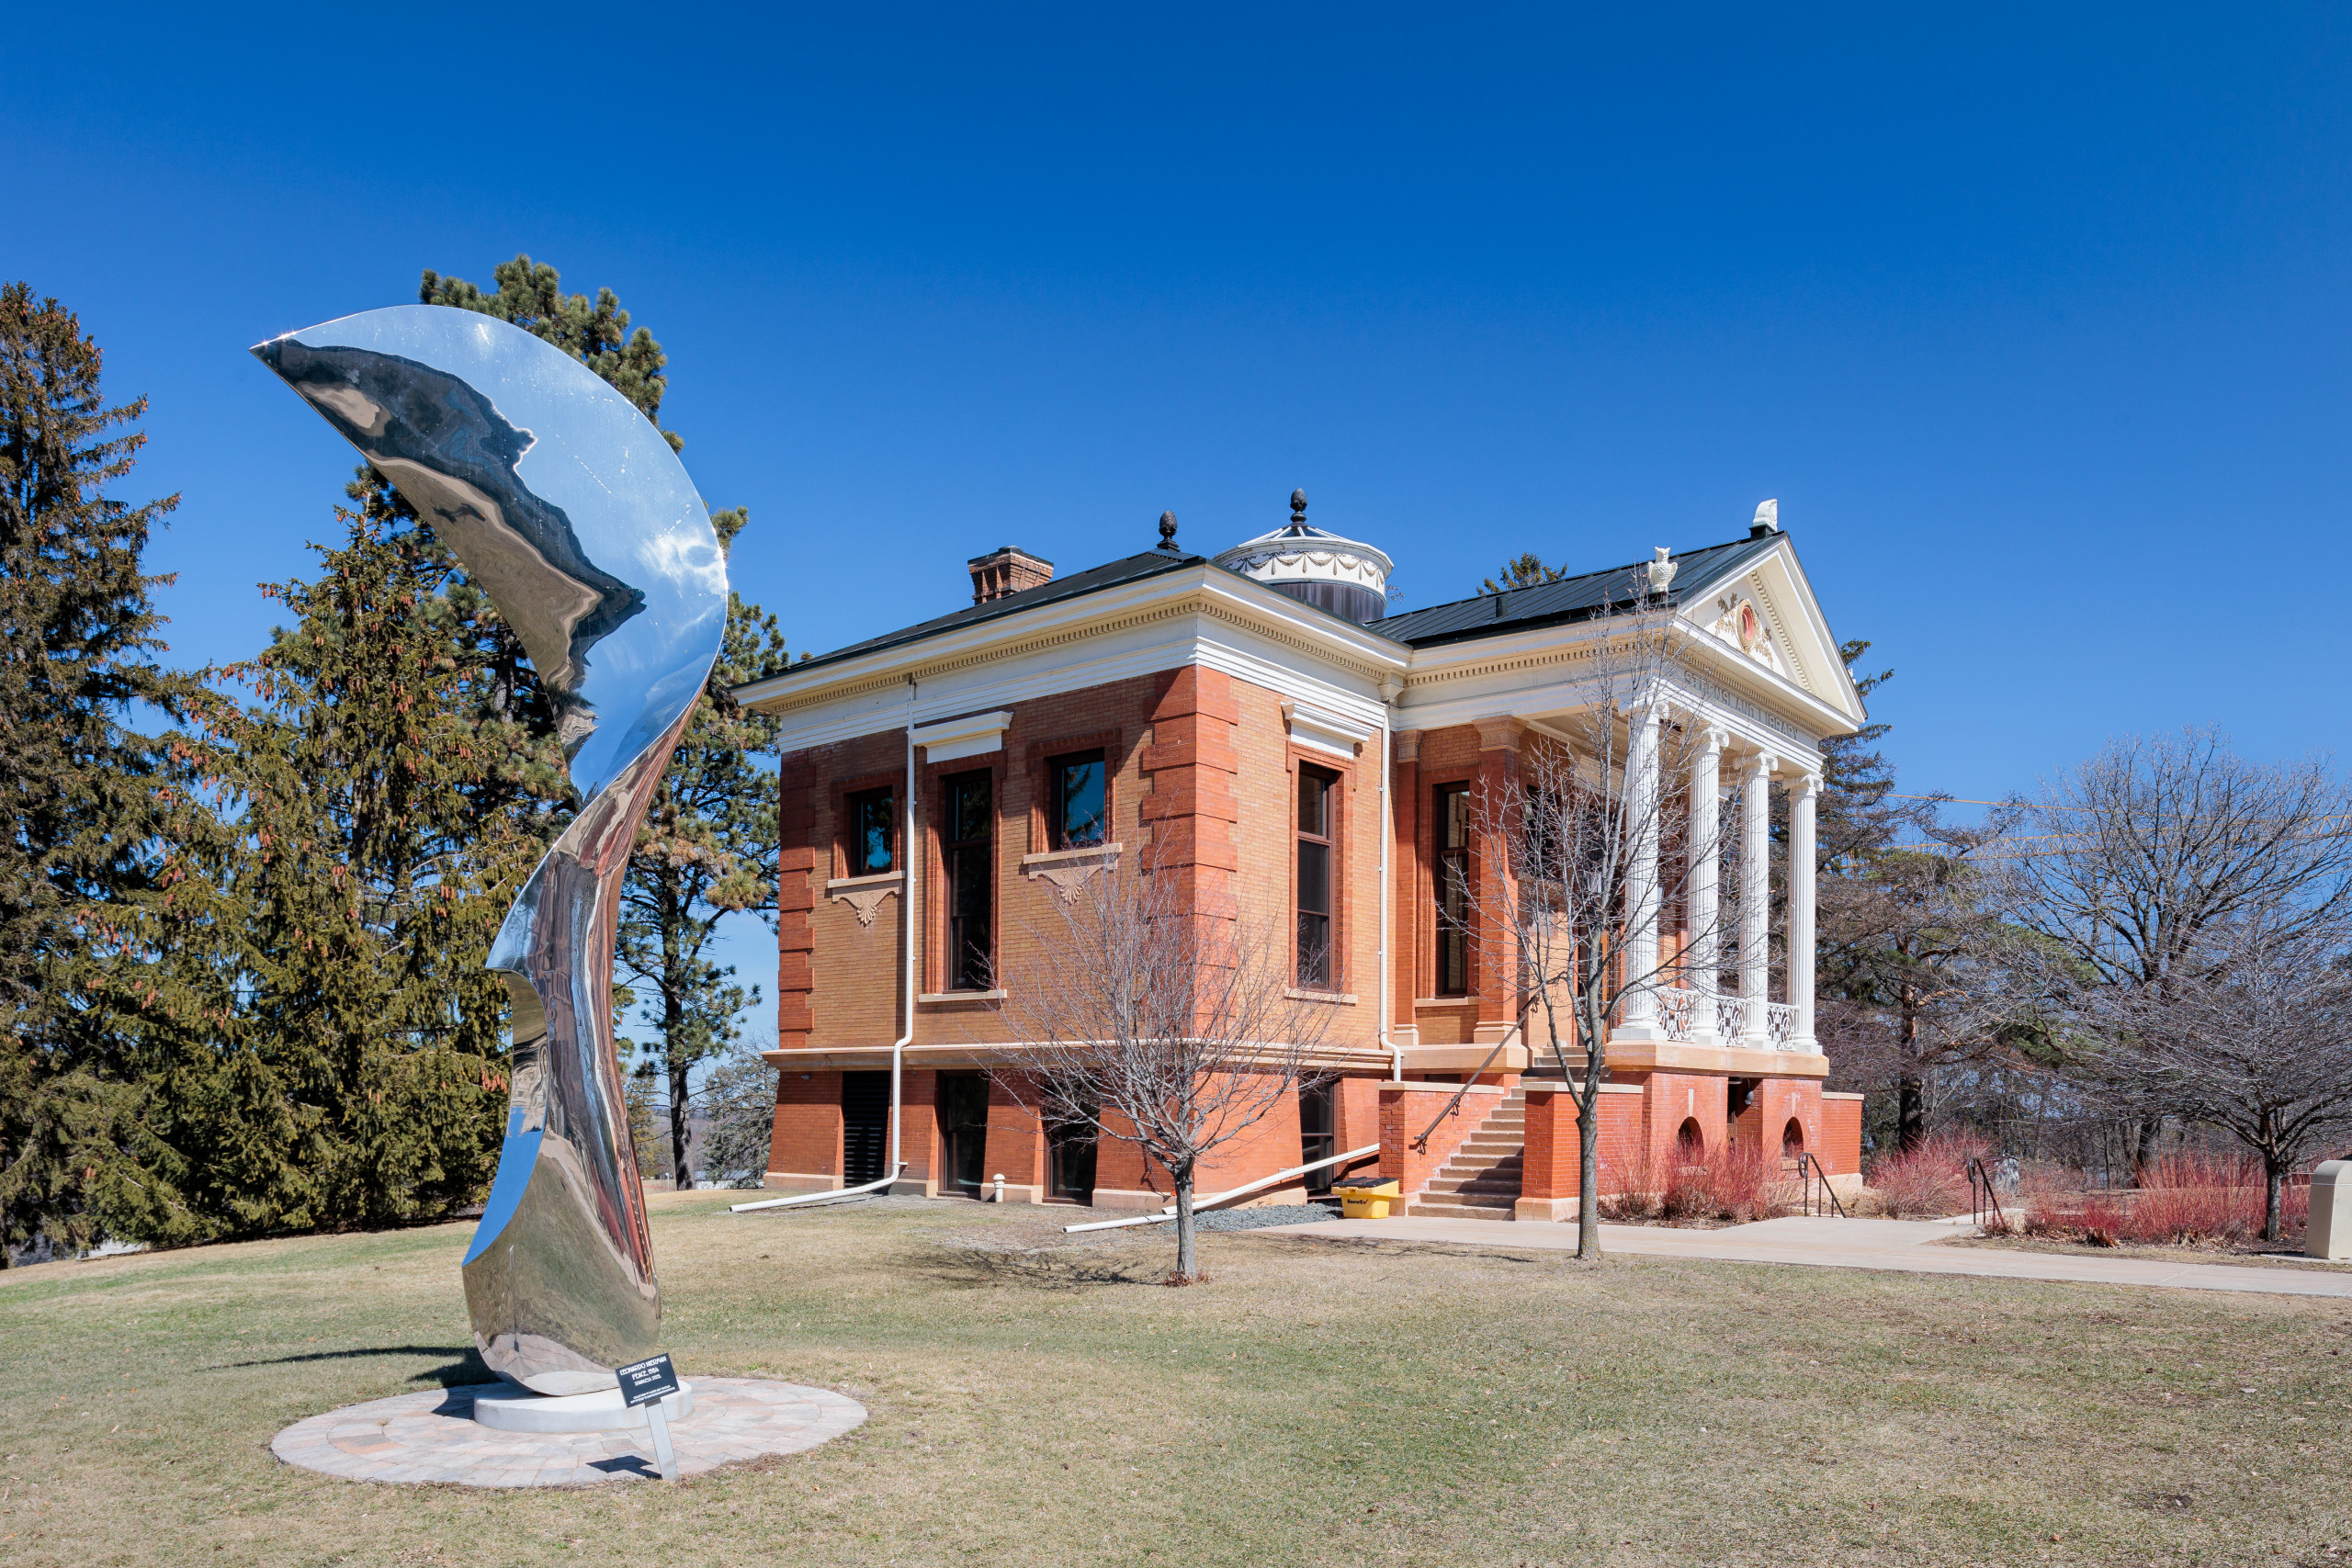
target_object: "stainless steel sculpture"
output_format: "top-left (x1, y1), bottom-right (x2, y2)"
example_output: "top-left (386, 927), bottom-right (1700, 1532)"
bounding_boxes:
top-left (254, 306), bottom-right (727, 1393)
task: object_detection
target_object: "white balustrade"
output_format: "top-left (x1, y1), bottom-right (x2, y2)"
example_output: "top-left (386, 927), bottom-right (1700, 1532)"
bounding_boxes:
top-left (1654, 986), bottom-right (1698, 1041)
top-left (1764, 1002), bottom-right (1800, 1050)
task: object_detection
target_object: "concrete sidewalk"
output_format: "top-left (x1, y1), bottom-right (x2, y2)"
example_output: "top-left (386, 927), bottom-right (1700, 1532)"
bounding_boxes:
top-left (1258, 1213), bottom-right (2352, 1298)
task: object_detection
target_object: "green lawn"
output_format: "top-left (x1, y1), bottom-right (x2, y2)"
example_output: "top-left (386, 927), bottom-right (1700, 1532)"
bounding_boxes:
top-left (0, 1193), bottom-right (2342, 1566)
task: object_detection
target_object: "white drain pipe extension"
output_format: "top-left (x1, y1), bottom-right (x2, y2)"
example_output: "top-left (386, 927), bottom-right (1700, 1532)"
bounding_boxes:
top-left (1061, 1143), bottom-right (1380, 1233)
top-left (737, 674), bottom-right (921, 1216)
top-left (730, 1161), bottom-right (906, 1213)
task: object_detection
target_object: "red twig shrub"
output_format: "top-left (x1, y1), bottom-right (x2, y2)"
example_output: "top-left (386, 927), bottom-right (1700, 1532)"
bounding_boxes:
top-left (2018, 1154), bottom-right (2307, 1246)
top-left (1597, 1137), bottom-right (1785, 1224)
top-left (1864, 1131), bottom-right (1990, 1219)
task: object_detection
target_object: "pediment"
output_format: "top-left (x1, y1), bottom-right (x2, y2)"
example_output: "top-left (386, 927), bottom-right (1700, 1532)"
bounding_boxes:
top-left (1679, 539), bottom-right (1865, 727)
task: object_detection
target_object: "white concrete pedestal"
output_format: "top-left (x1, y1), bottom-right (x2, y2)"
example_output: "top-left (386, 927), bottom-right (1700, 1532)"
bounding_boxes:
top-left (470, 1381), bottom-right (695, 1433)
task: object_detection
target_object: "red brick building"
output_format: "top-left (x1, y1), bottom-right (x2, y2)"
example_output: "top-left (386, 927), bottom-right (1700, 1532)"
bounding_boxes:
top-left (734, 497), bottom-right (1868, 1218)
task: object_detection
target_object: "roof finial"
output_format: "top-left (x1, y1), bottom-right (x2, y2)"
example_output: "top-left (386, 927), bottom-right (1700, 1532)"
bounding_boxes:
top-left (1289, 488), bottom-right (1308, 532)
top-left (1750, 498), bottom-right (1780, 538)
top-left (1158, 510), bottom-right (1179, 551)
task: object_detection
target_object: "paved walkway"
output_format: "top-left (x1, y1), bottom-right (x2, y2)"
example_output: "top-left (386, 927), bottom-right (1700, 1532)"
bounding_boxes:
top-left (1260, 1213), bottom-right (2352, 1298)
top-left (271, 1378), bottom-right (867, 1487)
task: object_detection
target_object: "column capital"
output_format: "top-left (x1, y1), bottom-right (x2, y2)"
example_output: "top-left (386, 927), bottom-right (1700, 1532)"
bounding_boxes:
top-left (1392, 728), bottom-right (1421, 763)
top-left (1791, 771), bottom-right (1823, 799)
top-left (1473, 716), bottom-right (1526, 752)
top-left (1742, 750), bottom-right (1779, 782)
top-left (1698, 726), bottom-right (1730, 756)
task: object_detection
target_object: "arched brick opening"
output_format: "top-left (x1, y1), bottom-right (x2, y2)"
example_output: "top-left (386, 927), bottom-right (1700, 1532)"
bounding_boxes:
top-left (1675, 1117), bottom-right (1705, 1160)
top-left (1781, 1117), bottom-right (1805, 1157)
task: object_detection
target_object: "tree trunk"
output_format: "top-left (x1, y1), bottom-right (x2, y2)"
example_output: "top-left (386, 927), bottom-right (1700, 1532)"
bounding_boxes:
top-left (1172, 1172), bottom-right (1197, 1281)
top-left (2132, 1116), bottom-right (2165, 1179)
top-left (2266, 1154), bottom-right (2285, 1245)
top-left (669, 1051), bottom-right (693, 1190)
top-left (1577, 1096), bottom-right (1601, 1259)
top-left (1896, 1075), bottom-right (1926, 1151)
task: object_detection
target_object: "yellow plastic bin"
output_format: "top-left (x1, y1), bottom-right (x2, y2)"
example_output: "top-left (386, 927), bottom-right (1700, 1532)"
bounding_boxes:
top-left (1334, 1179), bottom-right (1400, 1219)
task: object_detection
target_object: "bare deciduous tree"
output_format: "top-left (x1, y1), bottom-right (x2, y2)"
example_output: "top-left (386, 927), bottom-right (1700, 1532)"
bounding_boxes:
top-left (990, 852), bottom-right (1335, 1281)
top-left (1447, 584), bottom-right (1742, 1259)
top-left (2000, 728), bottom-right (2352, 1168)
top-left (2093, 908), bottom-right (2352, 1239)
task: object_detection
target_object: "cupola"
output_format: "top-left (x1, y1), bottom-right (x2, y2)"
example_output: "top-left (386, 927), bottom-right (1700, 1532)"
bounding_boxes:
top-left (1212, 490), bottom-right (1394, 626)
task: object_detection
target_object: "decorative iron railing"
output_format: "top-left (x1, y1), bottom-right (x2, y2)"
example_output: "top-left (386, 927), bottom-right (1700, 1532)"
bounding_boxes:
top-left (1643, 988), bottom-right (1806, 1050)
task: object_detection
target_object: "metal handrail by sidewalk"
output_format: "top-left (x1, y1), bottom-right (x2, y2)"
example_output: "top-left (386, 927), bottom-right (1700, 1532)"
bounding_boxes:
top-left (1408, 1030), bottom-right (1520, 1153)
top-left (1792, 1151), bottom-right (1847, 1218)
top-left (1967, 1156), bottom-right (2007, 1232)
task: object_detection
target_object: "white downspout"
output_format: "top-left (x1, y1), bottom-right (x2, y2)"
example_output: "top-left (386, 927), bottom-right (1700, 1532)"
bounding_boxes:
top-left (1376, 676), bottom-right (1403, 1080)
top-left (892, 673), bottom-right (918, 1183)
top-left (733, 673), bottom-right (919, 1215)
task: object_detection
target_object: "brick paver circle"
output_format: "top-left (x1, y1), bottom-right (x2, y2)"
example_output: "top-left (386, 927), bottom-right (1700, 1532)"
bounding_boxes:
top-left (270, 1378), bottom-right (867, 1487)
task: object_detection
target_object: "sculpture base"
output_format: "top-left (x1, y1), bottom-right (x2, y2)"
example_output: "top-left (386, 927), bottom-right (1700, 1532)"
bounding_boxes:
top-left (471, 1382), bottom-right (695, 1433)
top-left (270, 1378), bottom-right (867, 1487)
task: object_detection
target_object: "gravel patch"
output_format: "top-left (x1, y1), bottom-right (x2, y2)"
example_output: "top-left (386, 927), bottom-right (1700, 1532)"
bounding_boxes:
top-left (1195, 1203), bottom-right (1339, 1231)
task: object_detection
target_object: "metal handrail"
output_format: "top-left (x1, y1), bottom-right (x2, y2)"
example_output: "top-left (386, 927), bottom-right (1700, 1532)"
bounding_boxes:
top-left (1408, 1028), bottom-right (1520, 1153)
top-left (1792, 1151), bottom-right (1846, 1217)
top-left (1967, 1156), bottom-right (2007, 1231)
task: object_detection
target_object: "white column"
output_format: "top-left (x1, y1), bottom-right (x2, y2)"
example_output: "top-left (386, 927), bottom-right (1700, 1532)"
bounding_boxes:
top-left (1686, 728), bottom-right (1725, 1043)
top-left (1615, 698), bottom-right (1667, 1041)
top-left (1740, 752), bottom-right (1777, 1046)
top-left (1790, 771), bottom-right (1820, 1052)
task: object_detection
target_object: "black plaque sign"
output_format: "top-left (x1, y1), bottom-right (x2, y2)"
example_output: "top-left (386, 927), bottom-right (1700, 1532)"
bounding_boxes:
top-left (616, 1354), bottom-right (682, 1408)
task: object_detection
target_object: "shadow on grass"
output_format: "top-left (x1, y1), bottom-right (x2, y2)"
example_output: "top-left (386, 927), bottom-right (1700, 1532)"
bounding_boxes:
top-left (220, 1344), bottom-right (497, 1387)
top-left (912, 1241), bottom-right (1156, 1292)
top-left (1251, 1235), bottom-right (1547, 1266)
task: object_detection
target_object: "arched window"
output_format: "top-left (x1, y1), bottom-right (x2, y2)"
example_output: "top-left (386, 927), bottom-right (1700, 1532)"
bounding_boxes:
top-left (1675, 1118), bottom-right (1705, 1161)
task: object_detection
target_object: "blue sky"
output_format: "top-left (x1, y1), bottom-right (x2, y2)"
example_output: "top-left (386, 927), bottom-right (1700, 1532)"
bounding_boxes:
top-left (9, 6), bottom-right (2350, 1031)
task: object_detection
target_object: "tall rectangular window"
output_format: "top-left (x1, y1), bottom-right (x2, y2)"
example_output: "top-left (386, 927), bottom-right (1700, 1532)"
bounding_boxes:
top-left (1296, 763), bottom-right (1338, 988)
top-left (944, 772), bottom-right (993, 991)
top-left (846, 787), bottom-right (895, 876)
top-left (1436, 783), bottom-right (1470, 996)
top-left (1047, 750), bottom-right (1107, 850)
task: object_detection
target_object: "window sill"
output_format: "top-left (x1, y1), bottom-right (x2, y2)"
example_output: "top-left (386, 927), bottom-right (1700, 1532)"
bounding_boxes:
top-left (1286, 987), bottom-right (1358, 1005)
top-left (1019, 841), bottom-right (1123, 871)
top-left (1413, 996), bottom-right (1476, 1010)
top-left (919, 989), bottom-right (1008, 1004)
top-left (827, 872), bottom-right (905, 891)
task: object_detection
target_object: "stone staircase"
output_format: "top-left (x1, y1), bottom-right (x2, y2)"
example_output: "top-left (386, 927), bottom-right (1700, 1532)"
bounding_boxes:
top-left (1404, 1082), bottom-right (1531, 1221)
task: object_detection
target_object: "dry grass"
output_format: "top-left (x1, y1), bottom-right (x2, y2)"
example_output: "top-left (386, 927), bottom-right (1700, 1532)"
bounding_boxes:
top-left (2, 1190), bottom-right (2347, 1567)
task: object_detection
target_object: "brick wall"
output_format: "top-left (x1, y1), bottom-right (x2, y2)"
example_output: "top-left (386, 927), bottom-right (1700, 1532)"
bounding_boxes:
top-left (1521, 1085), bottom-right (1645, 1200)
top-left (767, 1068), bottom-right (843, 1191)
top-left (1379, 1082), bottom-right (1505, 1197)
top-left (1819, 1091), bottom-right (1863, 1178)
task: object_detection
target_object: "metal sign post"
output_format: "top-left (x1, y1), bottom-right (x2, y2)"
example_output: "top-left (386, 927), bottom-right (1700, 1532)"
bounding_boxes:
top-left (616, 1354), bottom-right (684, 1483)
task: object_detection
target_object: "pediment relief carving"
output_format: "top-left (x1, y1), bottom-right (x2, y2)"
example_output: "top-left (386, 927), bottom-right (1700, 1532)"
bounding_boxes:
top-left (1705, 592), bottom-right (1782, 675)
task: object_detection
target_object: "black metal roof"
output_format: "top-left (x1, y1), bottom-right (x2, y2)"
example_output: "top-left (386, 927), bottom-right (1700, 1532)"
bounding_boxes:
top-left (777, 546), bottom-right (1208, 677)
top-left (1365, 533), bottom-right (1784, 649)
top-left (748, 529), bottom-right (1792, 697)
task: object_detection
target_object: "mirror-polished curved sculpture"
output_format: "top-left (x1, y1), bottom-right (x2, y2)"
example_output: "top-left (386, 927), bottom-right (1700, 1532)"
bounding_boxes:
top-left (255, 306), bottom-right (728, 1394)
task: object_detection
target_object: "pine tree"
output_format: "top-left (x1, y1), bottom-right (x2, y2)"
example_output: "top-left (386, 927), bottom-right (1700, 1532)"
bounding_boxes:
top-left (0, 284), bottom-right (202, 1263)
top-left (617, 509), bottom-right (792, 1186)
top-left (139, 513), bottom-right (560, 1235)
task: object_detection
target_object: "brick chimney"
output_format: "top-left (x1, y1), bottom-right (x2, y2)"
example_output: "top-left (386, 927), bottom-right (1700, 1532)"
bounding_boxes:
top-left (967, 546), bottom-right (1054, 604)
